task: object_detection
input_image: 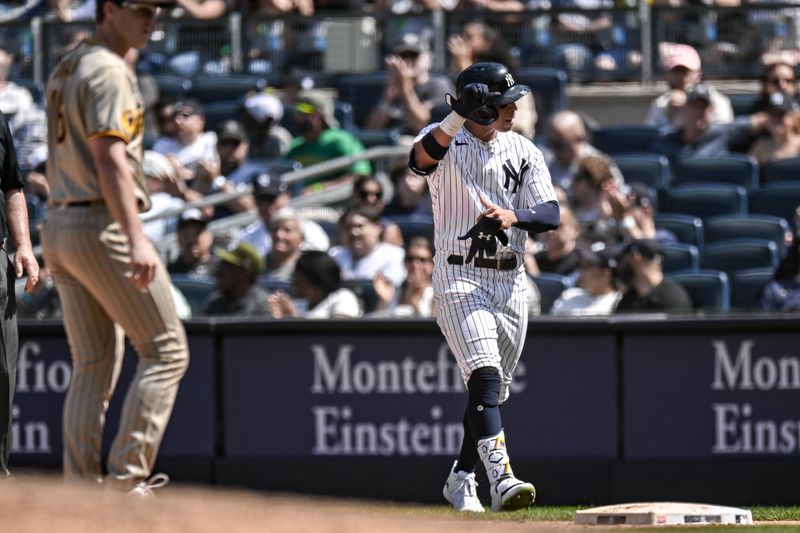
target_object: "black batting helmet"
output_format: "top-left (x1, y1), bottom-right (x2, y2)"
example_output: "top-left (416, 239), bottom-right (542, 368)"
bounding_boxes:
top-left (455, 62), bottom-right (531, 125)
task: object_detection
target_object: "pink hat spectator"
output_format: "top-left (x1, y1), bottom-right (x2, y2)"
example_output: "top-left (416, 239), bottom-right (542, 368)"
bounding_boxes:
top-left (663, 44), bottom-right (701, 72)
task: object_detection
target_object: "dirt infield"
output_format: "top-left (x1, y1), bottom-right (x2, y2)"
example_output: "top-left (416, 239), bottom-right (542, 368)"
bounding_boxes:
top-left (2, 473), bottom-right (797, 532)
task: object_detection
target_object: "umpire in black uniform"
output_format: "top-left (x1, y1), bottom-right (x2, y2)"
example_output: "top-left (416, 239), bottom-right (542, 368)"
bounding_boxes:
top-left (0, 111), bottom-right (39, 478)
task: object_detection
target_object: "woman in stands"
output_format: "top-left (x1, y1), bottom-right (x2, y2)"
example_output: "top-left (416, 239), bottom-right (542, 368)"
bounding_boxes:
top-left (267, 250), bottom-right (362, 318)
top-left (749, 91), bottom-right (800, 166)
top-left (348, 175), bottom-right (403, 245)
top-left (749, 62), bottom-right (798, 114)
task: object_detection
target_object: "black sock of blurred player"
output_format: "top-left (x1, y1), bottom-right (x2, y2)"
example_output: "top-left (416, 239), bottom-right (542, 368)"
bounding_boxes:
top-left (455, 368), bottom-right (502, 472)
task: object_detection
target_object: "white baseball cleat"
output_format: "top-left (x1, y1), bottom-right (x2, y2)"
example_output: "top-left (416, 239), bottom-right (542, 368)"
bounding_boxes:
top-left (128, 473), bottom-right (170, 499)
top-left (490, 475), bottom-right (536, 512)
top-left (442, 461), bottom-right (485, 512)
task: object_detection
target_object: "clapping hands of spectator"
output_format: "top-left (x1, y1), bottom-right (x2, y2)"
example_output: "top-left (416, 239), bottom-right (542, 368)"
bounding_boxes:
top-left (373, 272), bottom-right (395, 312)
top-left (447, 34), bottom-right (473, 72)
top-left (602, 179), bottom-right (632, 222)
top-left (268, 290), bottom-right (297, 318)
top-left (383, 55), bottom-right (414, 101)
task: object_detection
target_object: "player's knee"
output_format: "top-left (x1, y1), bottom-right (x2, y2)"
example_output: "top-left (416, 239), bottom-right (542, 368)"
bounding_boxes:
top-left (467, 367), bottom-right (501, 407)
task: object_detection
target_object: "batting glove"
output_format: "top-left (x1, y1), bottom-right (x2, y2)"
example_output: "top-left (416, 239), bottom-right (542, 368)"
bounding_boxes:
top-left (446, 83), bottom-right (501, 119)
top-left (457, 216), bottom-right (510, 263)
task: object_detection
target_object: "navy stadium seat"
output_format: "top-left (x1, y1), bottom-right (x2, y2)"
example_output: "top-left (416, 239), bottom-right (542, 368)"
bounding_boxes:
top-left (730, 268), bottom-right (775, 310)
top-left (762, 156), bottom-right (800, 184)
top-left (257, 277), bottom-right (292, 295)
top-left (189, 75), bottom-right (269, 104)
top-left (530, 273), bottom-right (570, 315)
top-left (514, 68), bottom-right (568, 128)
top-left (203, 100), bottom-right (242, 131)
top-left (749, 182), bottom-right (800, 227)
top-left (153, 74), bottom-right (192, 99)
top-left (701, 238), bottom-right (780, 275)
top-left (705, 214), bottom-right (790, 258)
top-left (663, 184), bottom-right (747, 220)
top-left (334, 72), bottom-right (387, 129)
top-left (386, 215), bottom-right (435, 244)
top-left (355, 129), bottom-right (400, 148)
top-left (341, 279), bottom-right (380, 314)
top-left (666, 270), bottom-right (730, 313)
top-left (654, 213), bottom-right (704, 252)
top-left (170, 275), bottom-right (216, 316)
top-left (613, 153), bottom-right (671, 191)
top-left (661, 243), bottom-right (700, 274)
top-left (728, 93), bottom-right (759, 117)
top-left (591, 125), bottom-right (659, 155)
top-left (672, 155), bottom-right (759, 192)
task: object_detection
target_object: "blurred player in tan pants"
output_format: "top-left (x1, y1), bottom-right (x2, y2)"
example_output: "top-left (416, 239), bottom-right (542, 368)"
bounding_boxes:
top-left (42, 0), bottom-right (188, 495)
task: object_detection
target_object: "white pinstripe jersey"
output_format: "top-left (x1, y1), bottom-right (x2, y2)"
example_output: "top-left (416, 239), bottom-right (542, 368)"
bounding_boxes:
top-left (415, 124), bottom-right (558, 261)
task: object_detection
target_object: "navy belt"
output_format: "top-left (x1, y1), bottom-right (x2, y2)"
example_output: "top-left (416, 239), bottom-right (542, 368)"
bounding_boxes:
top-left (447, 254), bottom-right (517, 271)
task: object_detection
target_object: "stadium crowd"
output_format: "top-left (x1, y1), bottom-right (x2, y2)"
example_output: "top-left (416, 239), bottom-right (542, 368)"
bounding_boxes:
top-left (3, 1), bottom-right (800, 319)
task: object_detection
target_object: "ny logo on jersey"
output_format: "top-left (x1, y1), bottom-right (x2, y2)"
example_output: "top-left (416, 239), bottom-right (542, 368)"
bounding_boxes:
top-left (505, 73), bottom-right (514, 87)
top-left (502, 158), bottom-right (529, 193)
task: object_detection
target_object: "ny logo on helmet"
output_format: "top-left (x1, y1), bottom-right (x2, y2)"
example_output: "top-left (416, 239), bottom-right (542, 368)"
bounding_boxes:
top-left (505, 73), bottom-right (514, 87)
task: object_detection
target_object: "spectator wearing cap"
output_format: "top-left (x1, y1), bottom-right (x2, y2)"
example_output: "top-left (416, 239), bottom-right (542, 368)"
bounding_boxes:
top-left (168, 208), bottom-right (216, 279)
top-left (235, 170), bottom-right (330, 257)
top-left (646, 44), bottom-right (733, 130)
top-left (215, 119), bottom-right (260, 187)
top-left (141, 150), bottom-right (209, 244)
top-left (286, 91), bottom-right (371, 194)
top-left (268, 250), bottom-right (362, 319)
top-left (749, 92), bottom-right (800, 166)
top-left (545, 111), bottom-right (625, 194)
top-left (240, 92), bottom-right (293, 158)
top-left (652, 83), bottom-right (769, 161)
top-left (152, 99), bottom-right (219, 182)
top-left (551, 244), bottom-right (622, 316)
top-left (329, 206), bottom-right (406, 289)
top-left (365, 33), bottom-right (454, 136)
top-left (203, 242), bottom-right (271, 317)
top-left (614, 239), bottom-right (692, 314)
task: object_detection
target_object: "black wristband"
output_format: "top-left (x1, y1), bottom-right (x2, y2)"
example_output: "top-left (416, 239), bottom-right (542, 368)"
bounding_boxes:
top-left (421, 131), bottom-right (449, 161)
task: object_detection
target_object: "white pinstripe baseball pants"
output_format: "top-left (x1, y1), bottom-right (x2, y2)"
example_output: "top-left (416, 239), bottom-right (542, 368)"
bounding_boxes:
top-left (41, 204), bottom-right (189, 489)
top-left (433, 257), bottom-right (528, 404)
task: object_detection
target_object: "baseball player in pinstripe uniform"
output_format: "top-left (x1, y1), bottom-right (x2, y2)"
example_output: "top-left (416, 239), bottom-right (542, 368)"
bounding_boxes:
top-left (42, 0), bottom-right (188, 496)
top-left (410, 62), bottom-right (560, 512)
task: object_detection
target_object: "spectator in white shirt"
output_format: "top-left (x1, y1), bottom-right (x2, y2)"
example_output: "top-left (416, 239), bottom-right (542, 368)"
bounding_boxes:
top-left (646, 44), bottom-right (733, 130)
top-left (551, 244), bottom-right (622, 316)
top-left (0, 46), bottom-right (33, 124)
top-left (268, 250), bottom-right (362, 318)
top-left (329, 206), bottom-right (406, 288)
top-left (152, 99), bottom-right (219, 182)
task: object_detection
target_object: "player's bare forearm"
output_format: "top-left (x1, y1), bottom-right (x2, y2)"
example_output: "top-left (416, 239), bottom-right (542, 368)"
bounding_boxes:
top-left (5, 188), bottom-right (40, 290)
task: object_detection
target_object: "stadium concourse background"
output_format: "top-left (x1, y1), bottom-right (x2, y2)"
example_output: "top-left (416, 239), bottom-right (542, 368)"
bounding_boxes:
top-left (11, 315), bottom-right (800, 506)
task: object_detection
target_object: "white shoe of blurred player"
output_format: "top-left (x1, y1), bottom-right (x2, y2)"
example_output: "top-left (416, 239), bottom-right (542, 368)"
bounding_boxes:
top-left (442, 461), bottom-right (485, 512)
top-left (477, 431), bottom-right (536, 512)
top-left (128, 473), bottom-right (170, 499)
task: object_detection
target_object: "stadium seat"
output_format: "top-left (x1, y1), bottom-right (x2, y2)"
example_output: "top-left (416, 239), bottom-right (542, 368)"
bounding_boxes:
top-left (613, 153), bottom-right (671, 191)
top-left (590, 125), bottom-right (659, 155)
top-left (762, 156), bottom-right (800, 184)
top-left (189, 75), bottom-right (269, 104)
top-left (728, 93), bottom-right (759, 117)
top-left (257, 277), bottom-right (292, 295)
top-left (701, 238), bottom-right (780, 275)
top-left (386, 215), bottom-right (435, 244)
top-left (355, 129), bottom-right (400, 148)
top-left (672, 155), bottom-right (759, 192)
top-left (705, 214), bottom-right (790, 258)
top-left (203, 100), bottom-right (242, 131)
top-left (334, 72), bottom-right (388, 129)
top-left (665, 269), bottom-right (730, 314)
top-left (514, 68), bottom-right (568, 128)
top-left (315, 220), bottom-right (338, 242)
top-left (749, 182), bottom-right (800, 226)
top-left (341, 279), bottom-right (380, 314)
top-left (170, 275), bottom-right (216, 316)
top-left (530, 273), bottom-right (570, 315)
top-left (654, 213), bottom-right (704, 252)
top-left (663, 184), bottom-right (748, 220)
top-left (153, 74), bottom-right (192, 99)
top-left (730, 268), bottom-right (775, 310)
top-left (661, 243), bottom-right (700, 274)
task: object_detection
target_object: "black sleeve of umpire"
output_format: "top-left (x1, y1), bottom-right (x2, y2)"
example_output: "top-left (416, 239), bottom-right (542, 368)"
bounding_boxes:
top-left (513, 201), bottom-right (560, 234)
top-left (408, 147), bottom-right (438, 176)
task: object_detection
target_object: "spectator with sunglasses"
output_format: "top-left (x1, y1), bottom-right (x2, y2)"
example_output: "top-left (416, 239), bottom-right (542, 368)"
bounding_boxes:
top-left (371, 236), bottom-right (436, 317)
top-left (365, 33), bottom-right (454, 137)
top-left (348, 175), bottom-right (403, 246)
top-left (749, 62), bottom-right (799, 114)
